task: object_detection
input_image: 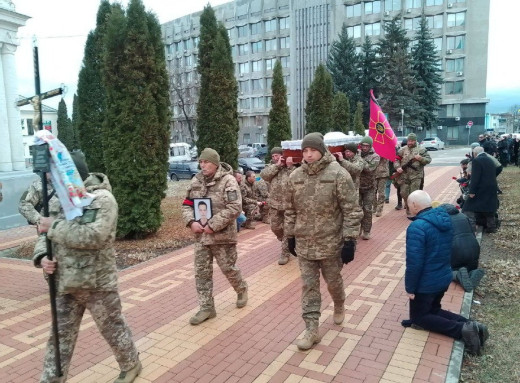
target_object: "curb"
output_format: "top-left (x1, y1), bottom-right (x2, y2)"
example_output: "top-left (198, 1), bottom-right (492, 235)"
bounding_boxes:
top-left (446, 227), bottom-right (483, 383)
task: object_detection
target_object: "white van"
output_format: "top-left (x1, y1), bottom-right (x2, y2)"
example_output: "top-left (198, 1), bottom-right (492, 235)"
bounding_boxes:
top-left (169, 143), bottom-right (192, 163)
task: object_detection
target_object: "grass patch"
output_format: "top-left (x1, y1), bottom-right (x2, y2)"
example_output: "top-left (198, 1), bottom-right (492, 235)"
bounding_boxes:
top-left (460, 166), bottom-right (520, 383)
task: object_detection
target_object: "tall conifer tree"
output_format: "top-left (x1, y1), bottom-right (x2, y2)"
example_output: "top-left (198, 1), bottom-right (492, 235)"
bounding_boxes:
top-left (57, 99), bottom-right (74, 151)
top-left (331, 92), bottom-right (351, 134)
top-left (196, 6), bottom-right (238, 169)
top-left (103, 0), bottom-right (170, 238)
top-left (305, 64), bottom-right (333, 135)
top-left (77, 0), bottom-right (111, 172)
top-left (359, 37), bottom-right (378, 126)
top-left (412, 17), bottom-right (443, 131)
top-left (71, 93), bottom-right (80, 150)
top-left (353, 101), bottom-right (365, 136)
top-left (267, 59), bottom-right (291, 159)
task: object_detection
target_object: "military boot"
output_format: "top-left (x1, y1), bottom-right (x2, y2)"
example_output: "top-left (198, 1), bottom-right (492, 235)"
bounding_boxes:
top-left (114, 360), bottom-right (142, 383)
top-left (243, 220), bottom-right (256, 229)
top-left (297, 321), bottom-right (320, 351)
top-left (461, 321), bottom-right (481, 355)
top-left (333, 302), bottom-right (345, 325)
top-left (278, 254), bottom-right (289, 265)
top-left (237, 287), bottom-right (248, 308)
top-left (362, 231), bottom-right (371, 240)
top-left (475, 322), bottom-right (489, 347)
top-left (189, 308), bottom-right (216, 325)
top-left (375, 210), bottom-right (382, 217)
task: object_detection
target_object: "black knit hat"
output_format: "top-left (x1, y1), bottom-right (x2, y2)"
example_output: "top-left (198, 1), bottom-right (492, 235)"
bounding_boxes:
top-left (301, 132), bottom-right (326, 155)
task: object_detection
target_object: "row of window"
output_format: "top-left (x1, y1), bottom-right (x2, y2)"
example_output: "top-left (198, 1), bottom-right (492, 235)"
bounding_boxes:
top-left (237, 36), bottom-right (290, 56)
top-left (234, 17), bottom-right (290, 38)
top-left (239, 76), bottom-right (290, 93)
top-left (238, 57), bottom-right (289, 74)
top-left (239, 96), bottom-right (273, 109)
top-left (346, 0), bottom-right (465, 17)
top-left (168, 37), bottom-right (200, 54)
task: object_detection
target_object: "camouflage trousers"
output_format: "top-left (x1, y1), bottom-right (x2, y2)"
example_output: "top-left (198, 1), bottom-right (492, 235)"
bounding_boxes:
top-left (255, 204), bottom-right (270, 223)
top-left (194, 243), bottom-right (247, 310)
top-left (374, 177), bottom-right (388, 214)
top-left (399, 177), bottom-right (422, 207)
top-left (269, 208), bottom-right (290, 257)
top-left (40, 290), bottom-right (138, 383)
top-left (243, 203), bottom-right (258, 222)
top-left (359, 187), bottom-right (375, 234)
top-left (298, 256), bottom-right (345, 322)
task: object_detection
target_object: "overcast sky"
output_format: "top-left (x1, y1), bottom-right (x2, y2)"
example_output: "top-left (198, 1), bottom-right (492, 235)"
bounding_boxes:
top-left (11, 0), bottom-right (519, 113)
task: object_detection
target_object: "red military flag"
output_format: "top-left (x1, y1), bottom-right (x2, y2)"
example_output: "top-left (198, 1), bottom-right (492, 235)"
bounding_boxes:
top-left (368, 89), bottom-right (398, 161)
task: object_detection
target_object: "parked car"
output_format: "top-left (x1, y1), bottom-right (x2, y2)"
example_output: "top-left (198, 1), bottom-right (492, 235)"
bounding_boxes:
top-left (255, 146), bottom-right (268, 159)
top-left (420, 136), bottom-right (445, 150)
top-left (238, 157), bottom-right (266, 173)
top-left (168, 161), bottom-right (199, 181)
top-left (238, 145), bottom-right (255, 158)
top-left (396, 136), bottom-right (408, 146)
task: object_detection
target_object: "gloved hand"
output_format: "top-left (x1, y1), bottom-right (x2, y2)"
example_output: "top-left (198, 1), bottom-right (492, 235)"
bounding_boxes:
top-left (341, 240), bottom-right (356, 264)
top-left (288, 237), bottom-right (297, 257)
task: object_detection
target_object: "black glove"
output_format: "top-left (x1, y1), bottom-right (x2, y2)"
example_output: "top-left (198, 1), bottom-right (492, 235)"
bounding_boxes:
top-left (341, 240), bottom-right (356, 264)
top-left (288, 237), bottom-right (297, 257)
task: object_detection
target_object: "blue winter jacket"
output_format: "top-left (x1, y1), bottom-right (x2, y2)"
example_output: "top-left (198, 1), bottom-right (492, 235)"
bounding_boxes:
top-left (405, 207), bottom-right (454, 294)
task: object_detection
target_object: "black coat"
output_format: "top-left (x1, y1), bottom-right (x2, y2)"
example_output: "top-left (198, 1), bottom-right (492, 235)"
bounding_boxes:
top-left (439, 204), bottom-right (480, 271)
top-left (463, 153), bottom-right (498, 213)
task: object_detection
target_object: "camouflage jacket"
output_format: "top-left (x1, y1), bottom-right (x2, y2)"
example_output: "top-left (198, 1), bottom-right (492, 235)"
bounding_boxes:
top-left (19, 178), bottom-right (60, 224)
top-left (359, 149), bottom-right (380, 190)
top-left (338, 154), bottom-right (365, 190)
top-left (240, 179), bottom-right (258, 207)
top-left (285, 152), bottom-right (362, 260)
top-left (182, 162), bottom-right (242, 245)
top-left (254, 178), bottom-right (269, 201)
top-left (260, 164), bottom-right (293, 210)
top-left (374, 157), bottom-right (390, 179)
top-left (32, 173), bottom-right (119, 294)
top-left (395, 144), bottom-right (432, 181)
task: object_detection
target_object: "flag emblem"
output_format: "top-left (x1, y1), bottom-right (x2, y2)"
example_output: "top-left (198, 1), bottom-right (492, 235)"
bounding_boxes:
top-left (369, 89), bottom-right (398, 161)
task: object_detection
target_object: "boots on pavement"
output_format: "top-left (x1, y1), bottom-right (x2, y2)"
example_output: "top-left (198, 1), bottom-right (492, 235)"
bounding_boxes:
top-left (189, 308), bottom-right (217, 325)
top-left (237, 287), bottom-right (248, 308)
top-left (333, 302), bottom-right (345, 325)
top-left (114, 360), bottom-right (142, 383)
top-left (297, 321), bottom-right (320, 350)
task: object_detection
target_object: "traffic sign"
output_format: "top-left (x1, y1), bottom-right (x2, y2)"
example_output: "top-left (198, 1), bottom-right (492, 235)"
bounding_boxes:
top-left (467, 121), bottom-right (474, 126)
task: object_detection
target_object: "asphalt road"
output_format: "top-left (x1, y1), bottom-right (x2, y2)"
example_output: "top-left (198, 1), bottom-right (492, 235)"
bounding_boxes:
top-left (427, 146), bottom-right (470, 166)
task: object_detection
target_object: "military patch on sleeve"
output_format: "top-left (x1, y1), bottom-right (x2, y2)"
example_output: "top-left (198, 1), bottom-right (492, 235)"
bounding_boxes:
top-left (80, 209), bottom-right (98, 224)
top-left (227, 190), bottom-right (238, 201)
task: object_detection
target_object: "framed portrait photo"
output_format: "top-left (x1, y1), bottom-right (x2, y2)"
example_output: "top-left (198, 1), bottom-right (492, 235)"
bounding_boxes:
top-left (193, 198), bottom-right (213, 227)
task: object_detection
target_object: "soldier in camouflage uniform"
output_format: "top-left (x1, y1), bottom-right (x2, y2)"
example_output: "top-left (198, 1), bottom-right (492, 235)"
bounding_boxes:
top-left (260, 147), bottom-right (295, 265)
top-left (394, 133), bottom-right (432, 215)
top-left (33, 153), bottom-right (141, 383)
top-left (240, 171), bottom-right (261, 229)
top-left (182, 148), bottom-right (248, 325)
top-left (335, 142), bottom-right (366, 196)
top-left (373, 156), bottom-right (390, 217)
top-left (19, 175), bottom-right (61, 225)
top-left (358, 136), bottom-right (380, 240)
top-left (253, 177), bottom-right (270, 223)
top-left (285, 133), bottom-right (362, 351)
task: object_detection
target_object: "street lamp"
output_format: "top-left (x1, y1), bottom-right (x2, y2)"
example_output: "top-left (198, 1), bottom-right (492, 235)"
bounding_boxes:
top-left (401, 109), bottom-right (404, 133)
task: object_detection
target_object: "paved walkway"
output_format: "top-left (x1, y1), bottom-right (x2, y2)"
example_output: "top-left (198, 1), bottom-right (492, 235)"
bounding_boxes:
top-left (0, 166), bottom-right (466, 383)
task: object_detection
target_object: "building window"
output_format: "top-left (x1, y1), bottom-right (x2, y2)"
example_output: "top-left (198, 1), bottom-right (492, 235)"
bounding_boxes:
top-left (346, 4), bottom-right (361, 17)
top-left (252, 97), bottom-right (264, 108)
top-left (447, 126), bottom-right (459, 140)
top-left (446, 58), bottom-right (464, 72)
top-left (406, 0), bottom-right (421, 9)
top-left (184, 39), bottom-right (192, 50)
top-left (447, 12), bottom-right (466, 27)
top-left (426, 15), bottom-right (443, 29)
top-left (280, 56), bottom-right (290, 68)
top-left (252, 79), bottom-right (264, 91)
top-left (265, 38), bottom-right (277, 51)
top-left (240, 98), bottom-right (251, 109)
top-left (447, 35), bottom-right (465, 50)
top-left (251, 21), bottom-right (262, 35)
top-left (266, 96), bottom-right (272, 108)
top-left (445, 81), bottom-right (463, 95)
top-left (239, 80), bottom-right (250, 93)
top-left (280, 36), bottom-right (290, 49)
top-left (227, 28), bottom-right (233, 39)
top-left (266, 77), bottom-right (273, 89)
top-left (365, 1), bottom-right (381, 15)
top-left (279, 16), bottom-right (290, 30)
top-left (193, 36), bottom-right (199, 48)
top-left (365, 22), bottom-right (381, 36)
top-left (237, 25), bottom-right (248, 38)
top-left (238, 43), bottom-right (249, 56)
top-left (243, 133), bottom-right (251, 143)
top-left (446, 103), bottom-right (461, 117)
top-left (252, 59), bottom-right (262, 72)
top-left (264, 19), bottom-right (277, 32)
top-left (251, 41), bottom-right (263, 53)
top-left (384, 0), bottom-right (401, 11)
top-left (426, 0), bottom-right (443, 5)
top-left (185, 55), bottom-right (192, 66)
top-left (27, 119), bottom-right (34, 135)
top-left (283, 75), bottom-right (290, 86)
top-left (186, 71), bottom-right (193, 83)
top-left (239, 62), bottom-right (250, 74)
top-left (347, 25), bottom-right (361, 38)
top-left (433, 37), bottom-right (442, 51)
top-left (265, 58), bottom-right (276, 71)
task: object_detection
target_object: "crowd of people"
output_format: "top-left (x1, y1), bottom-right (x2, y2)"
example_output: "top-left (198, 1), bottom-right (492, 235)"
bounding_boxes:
top-left (18, 130), bottom-right (504, 382)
